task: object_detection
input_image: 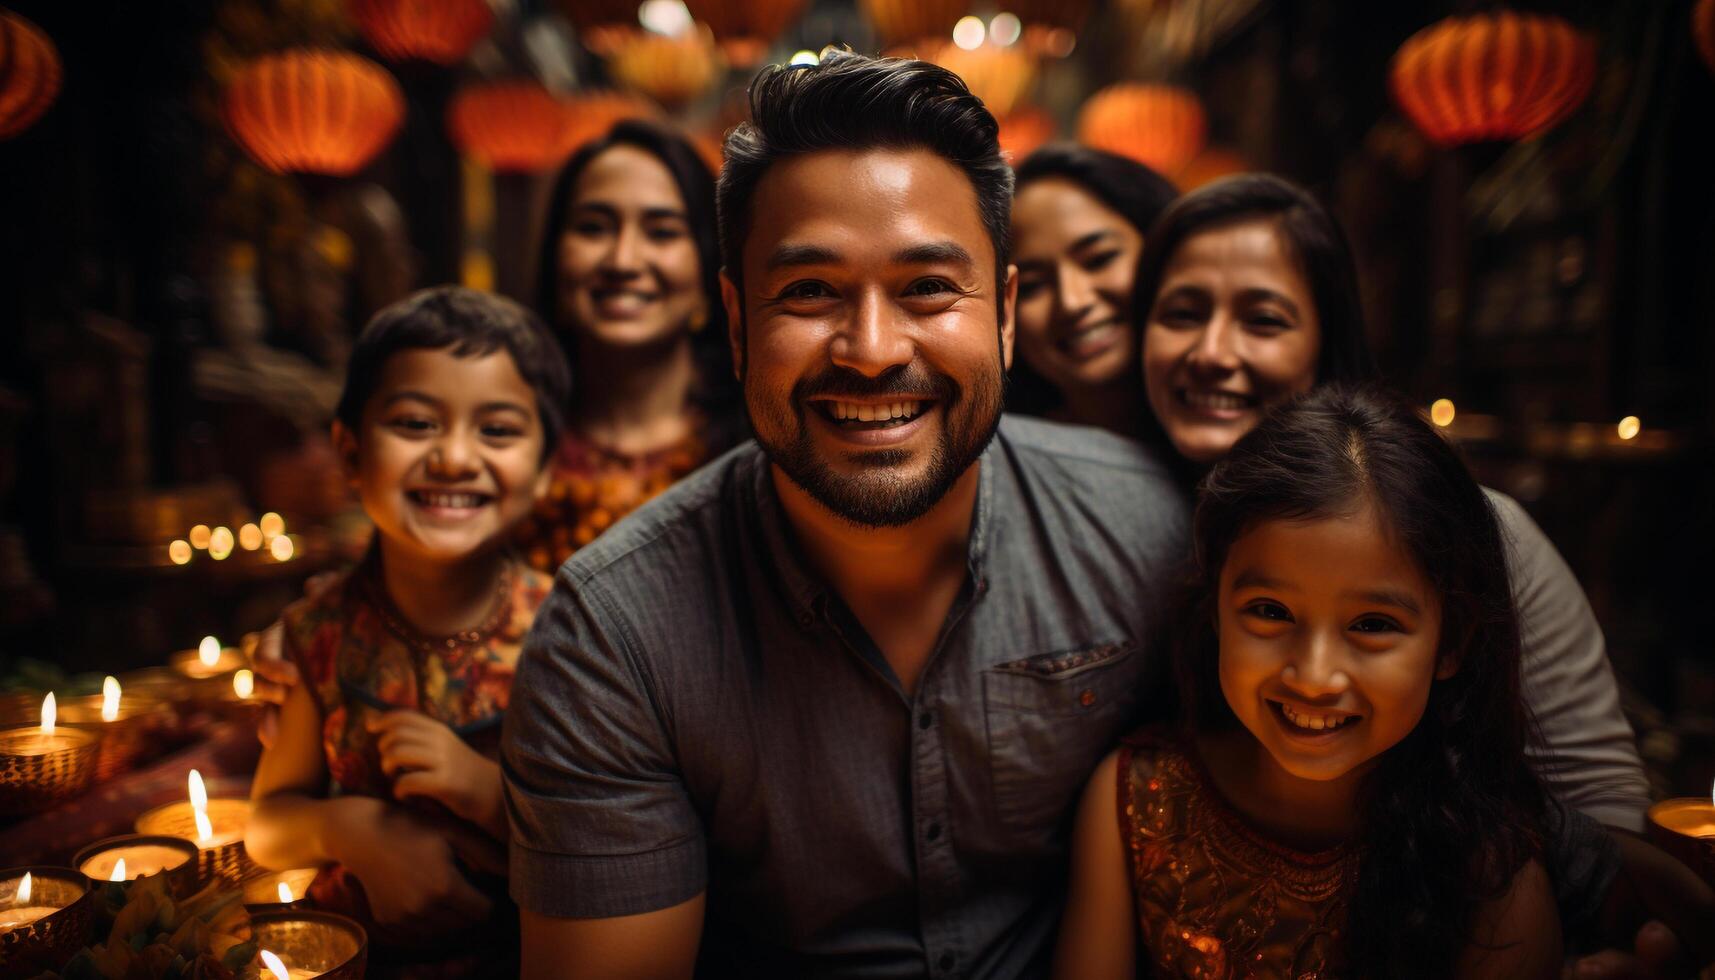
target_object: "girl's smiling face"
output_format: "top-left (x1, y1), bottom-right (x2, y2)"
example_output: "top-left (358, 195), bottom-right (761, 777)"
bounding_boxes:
top-left (338, 347), bottom-right (550, 564)
top-left (1217, 502), bottom-right (1453, 786)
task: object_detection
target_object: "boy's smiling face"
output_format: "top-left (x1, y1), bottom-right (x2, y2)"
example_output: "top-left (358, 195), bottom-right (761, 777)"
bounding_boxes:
top-left (337, 346), bottom-right (550, 564)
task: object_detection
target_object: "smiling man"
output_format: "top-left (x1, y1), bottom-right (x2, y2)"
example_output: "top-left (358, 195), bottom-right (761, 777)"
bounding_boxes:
top-left (502, 52), bottom-right (1187, 978)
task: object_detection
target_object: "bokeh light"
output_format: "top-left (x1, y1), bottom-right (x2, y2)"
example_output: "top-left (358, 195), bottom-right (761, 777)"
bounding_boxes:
top-left (1430, 398), bottom-right (1456, 427)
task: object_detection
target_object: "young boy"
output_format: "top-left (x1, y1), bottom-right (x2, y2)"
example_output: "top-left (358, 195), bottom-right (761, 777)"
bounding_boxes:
top-left (244, 287), bottom-right (570, 974)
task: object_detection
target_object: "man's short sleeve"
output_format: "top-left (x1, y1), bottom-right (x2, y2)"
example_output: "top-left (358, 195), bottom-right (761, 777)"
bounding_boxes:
top-left (501, 576), bottom-right (706, 918)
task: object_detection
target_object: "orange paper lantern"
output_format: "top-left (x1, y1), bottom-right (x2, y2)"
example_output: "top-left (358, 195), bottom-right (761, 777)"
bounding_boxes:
top-left (448, 82), bottom-right (579, 173)
top-left (684, 0), bottom-right (808, 67)
top-left (1695, 0), bottom-right (1715, 75)
top-left (930, 42), bottom-right (1035, 118)
top-left (0, 10), bottom-right (61, 140)
top-left (560, 91), bottom-right (658, 157)
top-left (1076, 83), bottom-right (1206, 175)
top-left (606, 30), bottom-right (721, 107)
top-left (347, 0), bottom-right (494, 66)
top-left (997, 105), bottom-right (1056, 162)
top-left (223, 49), bottom-right (405, 176)
top-left (861, 0), bottom-right (969, 47)
top-left (1389, 11), bottom-right (1596, 148)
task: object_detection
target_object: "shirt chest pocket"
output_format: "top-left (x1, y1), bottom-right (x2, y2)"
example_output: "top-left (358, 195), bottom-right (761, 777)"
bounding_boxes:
top-left (983, 642), bottom-right (1144, 842)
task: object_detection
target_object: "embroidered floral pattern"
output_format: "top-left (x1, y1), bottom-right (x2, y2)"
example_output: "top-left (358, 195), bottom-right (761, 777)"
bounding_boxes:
top-left (1119, 730), bottom-right (1356, 980)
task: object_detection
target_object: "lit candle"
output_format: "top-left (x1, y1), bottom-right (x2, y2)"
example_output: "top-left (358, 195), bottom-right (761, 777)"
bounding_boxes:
top-left (242, 867), bottom-right (316, 907)
top-left (0, 694), bottom-right (90, 757)
top-left (259, 948), bottom-right (318, 980)
top-left (0, 873), bottom-right (62, 932)
top-left (0, 695), bottom-right (101, 814)
top-left (199, 637), bottom-right (221, 670)
top-left (233, 670), bottom-right (255, 700)
top-left (101, 677), bottom-right (120, 723)
top-left (1647, 778), bottom-right (1715, 884)
top-left (169, 636), bottom-right (248, 680)
top-left (75, 837), bottom-right (195, 883)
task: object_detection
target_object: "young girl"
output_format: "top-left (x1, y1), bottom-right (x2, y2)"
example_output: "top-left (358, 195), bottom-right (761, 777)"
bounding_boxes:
top-left (1055, 384), bottom-right (1560, 979)
top-left (243, 287), bottom-right (570, 975)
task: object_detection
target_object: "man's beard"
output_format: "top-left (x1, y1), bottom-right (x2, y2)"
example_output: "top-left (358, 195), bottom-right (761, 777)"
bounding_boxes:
top-left (747, 359), bottom-right (1004, 528)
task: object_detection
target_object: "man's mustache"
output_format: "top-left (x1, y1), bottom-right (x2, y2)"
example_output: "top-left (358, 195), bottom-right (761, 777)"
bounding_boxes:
top-left (792, 365), bottom-right (959, 404)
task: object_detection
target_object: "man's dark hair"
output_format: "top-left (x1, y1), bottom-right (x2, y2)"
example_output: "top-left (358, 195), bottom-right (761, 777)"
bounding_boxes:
top-left (336, 285), bottom-right (572, 461)
top-left (717, 50), bottom-right (1014, 293)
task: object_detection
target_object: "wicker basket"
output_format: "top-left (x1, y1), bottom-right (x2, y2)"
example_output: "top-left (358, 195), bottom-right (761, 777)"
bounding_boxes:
top-left (0, 727), bottom-right (99, 818)
top-left (0, 867), bottom-right (95, 980)
top-left (249, 910), bottom-right (368, 980)
top-left (133, 799), bottom-right (259, 888)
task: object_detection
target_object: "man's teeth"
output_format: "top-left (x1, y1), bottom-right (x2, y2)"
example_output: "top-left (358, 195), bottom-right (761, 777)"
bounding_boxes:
top-left (1279, 703), bottom-right (1357, 731)
top-left (829, 400), bottom-right (924, 423)
top-left (414, 492), bottom-right (485, 509)
top-left (1183, 390), bottom-right (1251, 411)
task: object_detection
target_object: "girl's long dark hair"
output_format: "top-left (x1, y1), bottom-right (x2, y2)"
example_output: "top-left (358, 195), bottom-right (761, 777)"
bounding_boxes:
top-left (534, 120), bottom-right (744, 450)
top-left (1008, 144), bottom-right (1179, 418)
top-left (1180, 383), bottom-right (1548, 979)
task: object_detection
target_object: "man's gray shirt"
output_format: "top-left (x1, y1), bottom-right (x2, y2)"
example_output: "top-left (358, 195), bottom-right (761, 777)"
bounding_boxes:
top-left (502, 415), bottom-right (1190, 978)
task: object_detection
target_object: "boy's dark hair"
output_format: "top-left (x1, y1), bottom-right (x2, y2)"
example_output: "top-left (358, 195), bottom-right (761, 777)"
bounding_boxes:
top-left (717, 50), bottom-right (1013, 295)
top-left (1180, 383), bottom-right (1547, 978)
top-left (336, 286), bottom-right (572, 460)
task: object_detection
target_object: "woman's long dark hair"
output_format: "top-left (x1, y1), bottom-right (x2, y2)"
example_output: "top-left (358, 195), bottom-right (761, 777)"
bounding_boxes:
top-left (534, 120), bottom-right (743, 449)
top-left (1007, 144), bottom-right (1179, 417)
top-left (1180, 383), bottom-right (1548, 979)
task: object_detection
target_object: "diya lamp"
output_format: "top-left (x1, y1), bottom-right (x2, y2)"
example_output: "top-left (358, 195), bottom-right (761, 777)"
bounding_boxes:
top-left (0, 693), bottom-right (100, 817)
top-left (134, 769), bottom-right (257, 887)
top-left (250, 910), bottom-right (367, 980)
top-left (72, 834), bottom-right (199, 895)
top-left (1647, 778), bottom-right (1715, 885)
top-left (170, 635), bottom-right (249, 681)
top-left (0, 868), bottom-right (96, 977)
top-left (244, 867), bottom-right (318, 910)
top-left (55, 676), bottom-right (172, 782)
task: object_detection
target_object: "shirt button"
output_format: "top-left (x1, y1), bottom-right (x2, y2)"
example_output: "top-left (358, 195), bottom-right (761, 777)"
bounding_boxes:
top-left (918, 712), bottom-right (933, 730)
top-left (926, 822), bottom-right (942, 841)
top-left (1079, 689), bottom-right (1096, 707)
top-left (938, 952), bottom-right (956, 971)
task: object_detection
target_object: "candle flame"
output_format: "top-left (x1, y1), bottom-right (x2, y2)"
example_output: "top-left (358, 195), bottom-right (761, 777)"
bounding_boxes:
top-left (199, 636), bottom-right (221, 668)
top-left (233, 670), bottom-right (254, 700)
top-left (188, 769), bottom-right (209, 811)
top-left (194, 808), bottom-right (214, 844)
top-left (278, 881), bottom-right (293, 903)
top-left (18, 873), bottom-right (31, 904)
top-left (102, 676), bottom-right (121, 722)
top-left (260, 949), bottom-right (291, 980)
top-left (110, 858), bottom-right (127, 882)
top-left (40, 692), bottom-right (55, 735)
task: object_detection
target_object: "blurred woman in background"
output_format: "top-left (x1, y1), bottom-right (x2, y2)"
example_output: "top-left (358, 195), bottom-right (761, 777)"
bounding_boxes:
top-left (1006, 145), bottom-right (1178, 436)
top-left (517, 120), bottom-right (745, 572)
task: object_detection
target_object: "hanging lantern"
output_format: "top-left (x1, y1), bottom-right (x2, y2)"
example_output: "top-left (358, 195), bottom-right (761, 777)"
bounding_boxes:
top-left (995, 0), bottom-right (1094, 32)
top-left (560, 91), bottom-right (657, 157)
top-left (448, 82), bottom-right (579, 173)
top-left (1389, 11), bottom-right (1596, 148)
top-left (223, 49), bottom-right (405, 176)
top-left (684, 0), bottom-right (808, 67)
top-left (1174, 146), bottom-right (1248, 191)
top-left (997, 105), bottom-right (1055, 162)
top-left (930, 42), bottom-right (1035, 118)
top-left (1695, 0), bottom-right (1715, 76)
top-left (606, 30), bottom-right (721, 107)
top-left (0, 10), bottom-right (61, 140)
top-left (861, 0), bottom-right (969, 47)
top-left (1076, 83), bottom-right (1206, 175)
top-left (347, 0), bottom-right (494, 66)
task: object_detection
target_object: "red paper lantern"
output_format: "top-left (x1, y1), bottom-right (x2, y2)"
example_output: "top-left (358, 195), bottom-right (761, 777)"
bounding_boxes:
top-left (1389, 11), bottom-right (1596, 148)
top-left (223, 49), bottom-right (405, 176)
top-left (684, 0), bottom-right (808, 67)
top-left (448, 82), bottom-right (578, 173)
top-left (997, 105), bottom-right (1055, 162)
top-left (1695, 0), bottom-right (1715, 75)
top-left (1076, 83), bottom-right (1206, 175)
top-left (0, 10), bottom-right (61, 140)
top-left (347, 0), bottom-right (494, 66)
top-left (931, 42), bottom-right (1035, 118)
top-left (606, 31), bottom-right (721, 107)
top-left (861, 0), bottom-right (969, 46)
